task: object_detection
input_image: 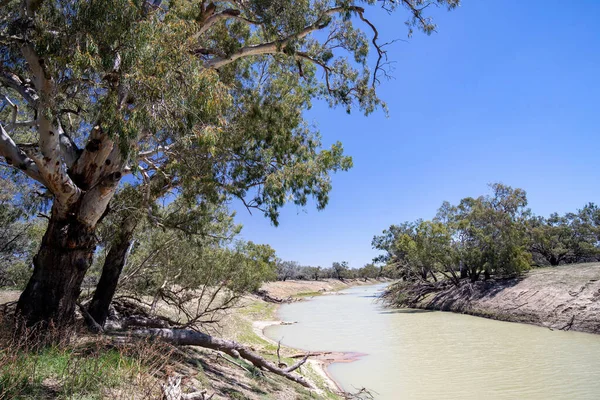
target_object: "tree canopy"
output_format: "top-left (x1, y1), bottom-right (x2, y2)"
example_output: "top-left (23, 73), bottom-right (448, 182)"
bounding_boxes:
top-left (373, 183), bottom-right (600, 289)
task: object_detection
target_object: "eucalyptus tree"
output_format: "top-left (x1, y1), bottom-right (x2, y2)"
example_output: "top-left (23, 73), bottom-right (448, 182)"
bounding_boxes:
top-left (375, 184), bottom-right (532, 284)
top-left (357, 263), bottom-right (378, 281)
top-left (332, 261), bottom-right (349, 280)
top-left (1, 0), bottom-right (458, 329)
top-left (528, 204), bottom-right (600, 266)
top-left (372, 221), bottom-right (419, 279)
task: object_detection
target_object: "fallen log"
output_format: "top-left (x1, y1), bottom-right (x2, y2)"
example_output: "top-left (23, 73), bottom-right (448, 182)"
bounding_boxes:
top-left (254, 289), bottom-right (290, 304)
top-left (116, 328), bottom-right (313, 389)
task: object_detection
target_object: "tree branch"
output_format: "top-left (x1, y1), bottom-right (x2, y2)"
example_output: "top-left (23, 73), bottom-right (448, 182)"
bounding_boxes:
top-left (0, 70), bottom-right (39, 107)
top-left (192, 8), bottom-right (260, 40)
top-left (21, 44), bottom-right (81, 213)
top-left (78, 171), bottom-right (123, 227)
top-left (0, 123), bottom-right (46, 185)
top-left (205, 6), bottom-right (360, 69)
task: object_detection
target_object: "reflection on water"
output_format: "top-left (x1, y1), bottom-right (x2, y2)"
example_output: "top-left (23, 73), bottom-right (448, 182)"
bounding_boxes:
top-left (265, 284), bottom-right (600, 400)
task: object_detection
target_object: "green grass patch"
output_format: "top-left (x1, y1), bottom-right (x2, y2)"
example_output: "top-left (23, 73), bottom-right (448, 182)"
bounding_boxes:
top-left (239, 300), bottom-right (277, 320)
top-left (292, 291), bottom-right (323, 298)
top-left (0, 340), bottom-right (169, 399)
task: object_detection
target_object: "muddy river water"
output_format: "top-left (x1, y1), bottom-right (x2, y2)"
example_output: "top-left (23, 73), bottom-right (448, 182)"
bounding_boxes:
top-left (264, 284), bottom-right (600, 399)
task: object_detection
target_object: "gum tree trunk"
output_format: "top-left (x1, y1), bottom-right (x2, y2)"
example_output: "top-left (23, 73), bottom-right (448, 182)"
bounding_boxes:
top-left (88, 216), bottom-right (138, 326)
top-left (15, 167), bottom-right (122, 330)
top-left (16, 207), bottom-right (97, 329)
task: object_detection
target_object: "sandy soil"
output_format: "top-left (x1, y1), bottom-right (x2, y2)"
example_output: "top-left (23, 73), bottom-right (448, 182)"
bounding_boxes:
top-left (260, 278), bottom-right (382, 299)
top-left (413, 263), bottom-right (600, 334)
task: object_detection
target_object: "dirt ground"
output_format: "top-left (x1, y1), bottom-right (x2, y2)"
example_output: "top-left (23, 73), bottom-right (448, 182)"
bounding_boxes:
top-left (414, 263), bottom-right (600, 334)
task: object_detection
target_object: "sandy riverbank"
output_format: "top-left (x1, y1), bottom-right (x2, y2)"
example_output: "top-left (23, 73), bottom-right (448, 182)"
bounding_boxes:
top-left (400, 263), bottom-right (600, 334)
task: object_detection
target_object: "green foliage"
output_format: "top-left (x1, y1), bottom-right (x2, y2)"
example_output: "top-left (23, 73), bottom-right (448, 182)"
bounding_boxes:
top-left (112, 200), bottom-right (277, 326)
top-left (0, 0), bottom-right (459, 226)
top-left (357, 263), bottom-right (379, 280)
top-left (447, 183), bottom-right (532, 280)
top-left (0, 171), bottom-right (46, 288)
top-left (331, 261), bottom-right (349, 280)
top-left (528, 203), bottom-right (600, 266)
top-left (1, 0), bottom-right (459, 329)
top-left (374, 184), bottom-right (536, 285)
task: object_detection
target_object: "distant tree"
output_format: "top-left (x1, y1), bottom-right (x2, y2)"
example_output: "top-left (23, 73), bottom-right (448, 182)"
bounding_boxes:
top-left (528, 204), bottom-right (600, 266)
top-left (332, 261), bottom-right (349, 280)
top-left (304, 266), bottom-right (321, 281)
top-left (374, 183), bottom-right (532, 285)
top-left (276, 260), bottom-right (301, 281)
top-left (358, 263), bottom-right (379, 281)
top-left (446, 183), bottom-right (531, 281)
top-left (372, 222), bottom-right (414, 266)
top-left (397, 220), bottom-right (459, 283)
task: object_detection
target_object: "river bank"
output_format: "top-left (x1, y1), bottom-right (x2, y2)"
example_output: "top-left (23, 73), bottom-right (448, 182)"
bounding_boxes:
top-left (391, 263), bottom-right (600, 334)
top-left (191, 277), bottom-right (387, 399)
top-left (0, 278), bottom-right (383, 399)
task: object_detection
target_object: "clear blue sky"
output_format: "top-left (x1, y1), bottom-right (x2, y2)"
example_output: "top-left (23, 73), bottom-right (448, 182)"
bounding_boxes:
top-left (232, 0), bottom-right (600, 269)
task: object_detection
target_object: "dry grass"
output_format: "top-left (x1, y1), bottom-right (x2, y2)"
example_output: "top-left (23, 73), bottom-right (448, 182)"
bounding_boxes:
top-left (0, 314), bottom-right (178, 400)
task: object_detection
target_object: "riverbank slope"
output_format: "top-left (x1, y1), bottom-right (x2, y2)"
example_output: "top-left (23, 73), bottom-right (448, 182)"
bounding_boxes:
top-left (398, 263), bottom-right (600, 334)
top-left (0, 278), bottom-right (379, 399)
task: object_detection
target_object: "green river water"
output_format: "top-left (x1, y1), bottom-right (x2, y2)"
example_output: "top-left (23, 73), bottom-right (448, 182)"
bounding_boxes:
top-left (264, 284), bottom-right (600, 399)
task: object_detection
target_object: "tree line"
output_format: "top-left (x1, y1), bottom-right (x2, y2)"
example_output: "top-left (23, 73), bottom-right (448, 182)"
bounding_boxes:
top-left (372, 183), bottom-right (600, 287)
top-left (275, 260), bottom-right (391, 282)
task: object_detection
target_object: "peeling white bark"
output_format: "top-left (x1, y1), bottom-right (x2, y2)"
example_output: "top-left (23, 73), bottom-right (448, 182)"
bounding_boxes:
top-left (21, 44), bottom-right (81, 216)
top-left (78, 171), bottom-right (122, 226)
top-left (0, 123), bottom-right (46, 185)
top-left (71, 126), bottom-right (116, 189)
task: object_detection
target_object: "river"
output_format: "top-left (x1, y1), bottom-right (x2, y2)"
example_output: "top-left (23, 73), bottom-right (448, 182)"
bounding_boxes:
top-left (264, 283), bottom-right (600, 399)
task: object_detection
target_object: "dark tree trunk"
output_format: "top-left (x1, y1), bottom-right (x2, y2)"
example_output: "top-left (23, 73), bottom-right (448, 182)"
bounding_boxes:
top-left (484, 269), bottom-right (491, 280)
top-left (429, 270), bottom-right (438, 282)
top-left (549, 255), bottom-right (559, 266)
top-left (16, 208), bottom-right (97, 329)
top-left (88, 216), bottom-right (138, 327)
top-left (469, 267), bottom-right (480, 283)
top-left (460, 264), bottom-right (468, 279)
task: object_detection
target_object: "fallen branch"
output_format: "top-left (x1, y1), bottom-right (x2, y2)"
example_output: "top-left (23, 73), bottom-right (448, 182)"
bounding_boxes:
top-left (104, 316), bottom-right (171, 331)
top-left (113, 328), bottom-right (313, 388)
top-left (254, 289), bottom-right (290, 304)
top-left (290, 351), bottom-right (333, 358)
